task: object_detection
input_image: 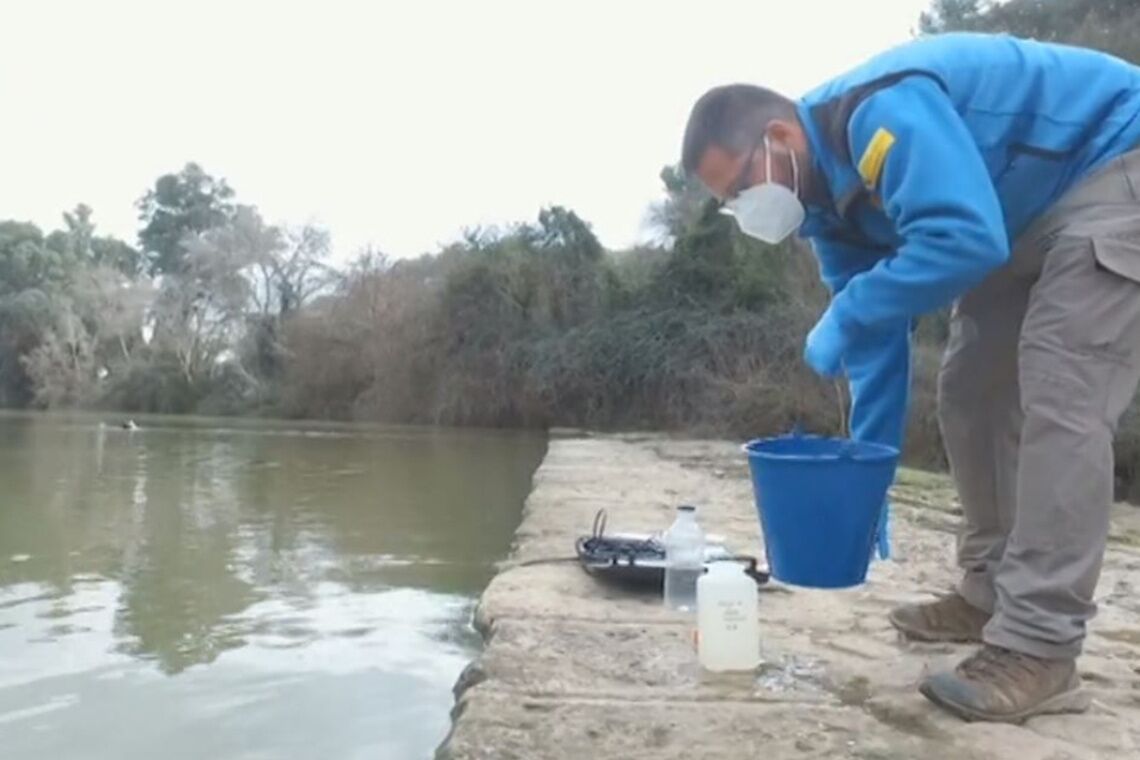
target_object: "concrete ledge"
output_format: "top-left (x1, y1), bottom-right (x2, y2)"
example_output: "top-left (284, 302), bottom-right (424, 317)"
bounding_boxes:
top-left (437, 435), bottom-right (1140, 759)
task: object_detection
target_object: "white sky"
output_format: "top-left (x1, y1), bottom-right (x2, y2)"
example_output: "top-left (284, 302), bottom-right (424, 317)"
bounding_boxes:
top-left (1, 0), bottom-right (931, 261)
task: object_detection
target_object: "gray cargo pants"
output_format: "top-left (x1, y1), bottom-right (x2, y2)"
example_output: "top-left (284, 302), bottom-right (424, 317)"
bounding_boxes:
top-left (939, 146), bottom-right (1140, 660)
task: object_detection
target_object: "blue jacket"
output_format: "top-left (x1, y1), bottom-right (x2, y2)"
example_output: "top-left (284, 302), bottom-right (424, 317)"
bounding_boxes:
top-left (797, 32), bottom-right (1140, 451)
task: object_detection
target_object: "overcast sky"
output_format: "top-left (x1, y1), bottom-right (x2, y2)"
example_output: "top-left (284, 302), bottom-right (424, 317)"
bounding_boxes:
top-left (1, 0), bottom-right (932, 261)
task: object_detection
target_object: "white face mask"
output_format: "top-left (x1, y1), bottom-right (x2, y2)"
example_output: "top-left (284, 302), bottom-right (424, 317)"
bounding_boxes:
top-left (722, 135), bottom-right (805, 244)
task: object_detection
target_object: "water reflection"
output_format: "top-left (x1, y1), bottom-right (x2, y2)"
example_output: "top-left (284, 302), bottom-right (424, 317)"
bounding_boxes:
top-left (0, 412), bottom-right (544, 759)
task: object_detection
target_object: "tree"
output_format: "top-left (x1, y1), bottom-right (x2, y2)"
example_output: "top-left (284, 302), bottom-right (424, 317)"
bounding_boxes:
top-left (70, 264), bottom-right (152, 366)
top-left (62, 204), bottom-right (95, 261)
top-left (0, 221), bottom-right (80, 405)
top-left (0, 221), bottom-right (75, 296)
top-left (651, 198), bottom-right (739, 308)
top-left (2, 213), bottom-right (149, 409)
top-left (920, 0), bottom-right (1140, 64)
top-left (149, 214), bottom-right (254, 389)
top-left (21, 313), bottom-right (98, 408)
top-left (919, 0), bottom-right (989, 33)
top-left (536, 206), bottom-right (603, 260)
top-left (531, 206), bottom-right (607, 328)
top-left (137, 162), bottom-right (236, 276)
top-left (248, 221), bottom-right (336, 318)
top-left (58, 204), bottom-right (145, 278)
top-left (0, 287), bottom-right (57, 406)
top-left (647, 164), bottom-right (713, 245)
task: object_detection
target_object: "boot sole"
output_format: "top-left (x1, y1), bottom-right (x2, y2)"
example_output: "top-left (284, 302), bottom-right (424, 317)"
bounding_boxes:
top-left (919, 681), bottom-right (1092, 724)
top-left (887, 611), bottom-right (985, 644)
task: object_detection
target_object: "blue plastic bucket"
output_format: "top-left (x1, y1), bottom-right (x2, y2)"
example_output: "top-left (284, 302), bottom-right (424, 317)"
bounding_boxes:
top-left (743, 433), bottom-right (899, 589)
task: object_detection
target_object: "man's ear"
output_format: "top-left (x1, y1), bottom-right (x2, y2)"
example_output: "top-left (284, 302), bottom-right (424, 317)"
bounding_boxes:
top-left (765, 119), bottom-right (808, 153)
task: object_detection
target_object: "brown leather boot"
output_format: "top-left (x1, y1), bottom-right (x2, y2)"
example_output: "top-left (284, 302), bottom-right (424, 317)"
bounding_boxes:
top-left (888, 592), bottom-right (989, 643)
top-left (919, 645), bottom-right (1091, 723)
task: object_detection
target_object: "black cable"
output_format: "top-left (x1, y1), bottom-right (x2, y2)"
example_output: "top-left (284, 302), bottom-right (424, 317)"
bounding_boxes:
top-left (510, 508), bottom-right (771, 585)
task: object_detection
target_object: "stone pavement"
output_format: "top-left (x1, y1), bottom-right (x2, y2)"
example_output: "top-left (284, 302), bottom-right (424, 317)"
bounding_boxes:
top-left (436, 433), bottom-right (1140, 759)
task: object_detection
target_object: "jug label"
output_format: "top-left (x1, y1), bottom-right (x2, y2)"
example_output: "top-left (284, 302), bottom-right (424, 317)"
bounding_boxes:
top-left (718, 600), bottom-right (746, 630)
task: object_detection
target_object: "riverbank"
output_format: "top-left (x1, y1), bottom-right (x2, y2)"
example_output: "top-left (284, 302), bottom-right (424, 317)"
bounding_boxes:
top-left (436, 432), bottom-right (1140, 759)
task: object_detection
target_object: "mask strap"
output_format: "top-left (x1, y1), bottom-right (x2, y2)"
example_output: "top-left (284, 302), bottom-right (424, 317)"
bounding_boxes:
top-left (790, 147), bottom-right (800, 198)
top-left (764, 133), bottom-right (800, 198)
top-left (763, 134), bottom-right (773, 185)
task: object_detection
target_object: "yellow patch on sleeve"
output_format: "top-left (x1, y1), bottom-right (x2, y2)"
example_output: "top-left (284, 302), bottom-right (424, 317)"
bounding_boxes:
top-left (857, 127), bottom-right (896, 190)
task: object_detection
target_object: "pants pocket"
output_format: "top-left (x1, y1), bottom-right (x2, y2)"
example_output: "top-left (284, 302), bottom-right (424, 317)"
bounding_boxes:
top-left (1023, 233), bottom-right (1140, 370)
top-left (1091, 231), bottom-right (1140, 284)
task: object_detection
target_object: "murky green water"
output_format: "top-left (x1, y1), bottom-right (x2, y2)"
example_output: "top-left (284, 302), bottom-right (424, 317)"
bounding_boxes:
top-left (0, 412), bottom-right (545, 759)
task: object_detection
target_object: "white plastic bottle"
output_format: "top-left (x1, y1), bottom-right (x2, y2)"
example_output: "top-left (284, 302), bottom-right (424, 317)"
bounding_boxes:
top-left (697, 561), bottom-right (760, 671)
top-left (663, 505), bottom-right (704, 611)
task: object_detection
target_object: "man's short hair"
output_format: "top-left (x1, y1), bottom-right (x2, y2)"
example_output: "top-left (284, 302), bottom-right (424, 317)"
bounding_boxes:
top-left (681, 84), bottom-right (798, 174)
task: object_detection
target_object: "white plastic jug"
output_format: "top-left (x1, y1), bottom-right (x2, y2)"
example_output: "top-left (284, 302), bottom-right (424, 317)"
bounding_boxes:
top-left (696, 561), bottom-right (760, 671)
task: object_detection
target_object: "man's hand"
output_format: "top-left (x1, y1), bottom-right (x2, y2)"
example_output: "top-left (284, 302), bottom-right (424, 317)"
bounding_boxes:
top-left (804, 309), bottom-right (847, 378)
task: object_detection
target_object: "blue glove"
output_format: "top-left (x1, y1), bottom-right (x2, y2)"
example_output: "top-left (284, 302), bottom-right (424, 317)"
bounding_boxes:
top-left (804, 309), bottom-right (848, 377)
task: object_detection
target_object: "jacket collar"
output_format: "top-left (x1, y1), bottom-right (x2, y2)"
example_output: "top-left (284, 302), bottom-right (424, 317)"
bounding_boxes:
top-left (795, 100), bottom-right (870, 236)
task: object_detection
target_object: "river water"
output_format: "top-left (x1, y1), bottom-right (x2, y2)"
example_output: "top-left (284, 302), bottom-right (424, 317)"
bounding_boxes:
top-left (0, 412), bottom-right (545, 759)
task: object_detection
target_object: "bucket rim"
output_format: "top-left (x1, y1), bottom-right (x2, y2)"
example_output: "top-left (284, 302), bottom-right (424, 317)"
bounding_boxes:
top-left (741, 434), bottom-right (899, 462)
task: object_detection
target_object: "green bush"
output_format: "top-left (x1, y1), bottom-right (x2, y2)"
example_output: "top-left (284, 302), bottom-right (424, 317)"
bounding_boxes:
top-left (101, 355), bottom-right (199, 414)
